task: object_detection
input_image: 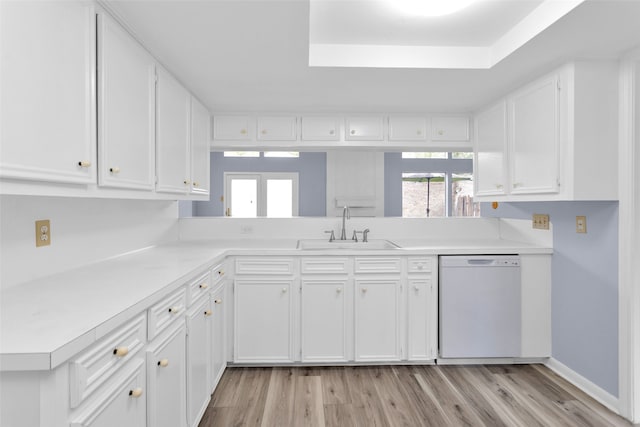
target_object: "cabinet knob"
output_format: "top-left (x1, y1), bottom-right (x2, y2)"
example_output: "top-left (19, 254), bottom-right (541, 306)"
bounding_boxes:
top-left (168, 306), bottom-right (180, 314)
top-left (129, 388), bottom-right (143, 398)
top-left (361, 288), bottom-right (368, 293)
top-left (329, 129), bottom-right (335, 135)
top-left (417, 130), bottom-right (422, 135)
top-left (113, 346), bottom-right (129, 357)
top-left (281, 288), bottom-right (288, 293)
top-left (414, 285), bottom-right (420, 291)
top-left (336, 287), bottom-right (342, 293)
top-left (109, 167), bottom-right (120, 174)
top-left (204, 309), bottom-right (213, 317)
top-left (417, 264), bottom-right (424, 270)
top-left (350, 129), bottom-right (356, 135)
top-left (217, 270), bottom-right (224, 276)
top-left (193, 182), bottom-right (199, 187)
top-left (240, 129), bottom-right (247, 135)
top-left (496, 184), bottom-right (503, 189)
top-left (184, 180), bottom-right (191, 185)
top-left (199, 283), bottom-right (208, 290)
top-left (513, 182), bottom-right (522, 188)
top-left (214, 299), bottom-right (223, 304)
top-left (438, 130), bottom-right (444, 135)
top-left (78, 161), bottom-right (92, 168)
top-left (158, 359), bottom-right (169, 368)
top-left (261, 129), bottom-right (267, 134)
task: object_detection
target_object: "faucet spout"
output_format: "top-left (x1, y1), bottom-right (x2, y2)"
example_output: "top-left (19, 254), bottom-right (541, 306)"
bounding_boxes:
top-left (340, 206), bottom-right (350, 240)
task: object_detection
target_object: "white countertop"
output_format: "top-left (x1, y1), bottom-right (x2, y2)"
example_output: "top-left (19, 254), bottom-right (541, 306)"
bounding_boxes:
top-left (0, 238), bottom-right (551, 371)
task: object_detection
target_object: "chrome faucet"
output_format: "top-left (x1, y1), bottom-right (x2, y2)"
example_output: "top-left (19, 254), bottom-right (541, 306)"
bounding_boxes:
top-left (340, 206), bottom-right (350, 240)
top-left (362, 228), bottom-right (370, 243)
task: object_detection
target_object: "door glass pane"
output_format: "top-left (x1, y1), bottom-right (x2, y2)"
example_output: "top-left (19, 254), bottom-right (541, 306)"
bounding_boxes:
top-left (266, 179), bottom-right (293, 217)
top-left (230, 179), bottom-right (257, 217)
top-left (402, 173), bottom-right (445, 217)
top-left (452, 173), bottom-right (480, 217)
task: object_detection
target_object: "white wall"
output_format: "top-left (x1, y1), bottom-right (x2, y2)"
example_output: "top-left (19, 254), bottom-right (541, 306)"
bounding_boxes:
top-left (0, 195), bottom-right (179, 289)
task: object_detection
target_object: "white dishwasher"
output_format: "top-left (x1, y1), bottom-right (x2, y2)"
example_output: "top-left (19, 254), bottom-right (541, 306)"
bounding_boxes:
top-left (439, 255), bottom-right (521, 358)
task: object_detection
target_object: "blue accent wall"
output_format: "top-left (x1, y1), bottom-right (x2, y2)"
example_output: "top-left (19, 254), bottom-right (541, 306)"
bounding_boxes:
top-left (192, 152), bottom-right (327, 217)
top-left (483, 201), bottom-right (619, 396)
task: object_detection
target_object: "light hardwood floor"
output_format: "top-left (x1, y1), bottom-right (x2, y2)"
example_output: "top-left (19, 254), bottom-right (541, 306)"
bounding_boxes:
top-left (199, 365), bottom-right (631, 427)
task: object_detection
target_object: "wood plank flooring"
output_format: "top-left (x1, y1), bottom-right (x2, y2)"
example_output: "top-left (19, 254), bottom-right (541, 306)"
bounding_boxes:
top-left (199, 365), bottom-right (631, 427)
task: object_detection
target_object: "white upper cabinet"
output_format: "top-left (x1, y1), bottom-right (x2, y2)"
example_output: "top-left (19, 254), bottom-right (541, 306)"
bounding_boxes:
top-left (509, 74), bottom-right (560, 195)
top-left (474, 101), bottom-right (508, 197)
top-left (301, 116), bottom-right (340, 141)
top-left (473, 61), bottom-right (619, 201)
top-left (431, 116), bottom-right (470, 141)
top-left (97, 12), bottom-right (155, 191)
top-left (0, 1), bottom-right (96, 184)
top-left (189, 97), bottom-right (210, 195)
top-left (345, 116), bottom-right (384, 141)
top-left (213, 115), bottom-right (252, 141)
top-left (388, 116), bottom-right (428, 141)
top-left (256, 116), bottom-right (297, 141)
top-left (156, 68), bottom-right (191, 194)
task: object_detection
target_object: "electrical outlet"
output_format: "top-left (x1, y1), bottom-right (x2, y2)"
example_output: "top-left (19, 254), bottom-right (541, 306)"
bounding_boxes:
top-left (576, 216), bottom-right (587, 233)
top-left (532, 214), bottom-right (550, 230)
top-left (240, 225), bottom-right (253, 234)
top-left (35, 219), bottom-right (51, 247)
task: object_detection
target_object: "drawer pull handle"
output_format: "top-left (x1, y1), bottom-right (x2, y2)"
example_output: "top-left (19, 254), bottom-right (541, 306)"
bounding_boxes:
top-left (214, 299), bottom-right (223, 304)
top-left (417, 264), bottom-right (424, 270)
top-left (113, 346), bottom-right (129, 357)
top-left (199, 283), bottom-right (209, 290)
top-left (158, 359), bottom-right (169, 368)
top-left (78, 160), bottom-right (92, 168)
top-left (129, 388), bottom-right (143, 398)
top-left (168, 306), bottom-right (180, 314)
top-left (109, 167), bottom-right (120, 174)
top-left (204, 309), bottom-right (213, 317)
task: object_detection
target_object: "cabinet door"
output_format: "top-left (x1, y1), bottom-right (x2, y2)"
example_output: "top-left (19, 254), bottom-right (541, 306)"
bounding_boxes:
top-left (234, 279), bottom-right (294, 362)
top-left (256, 116), bottom-right (297, 141)
top-left (345, 116), bottom-right (384, 141)
top-left (70, 358), bottom-right (146, 427)
top-left (474, 101), bottom-right (508, 196)
top-left (147, 321), bottom-right (187, 427)
top-left (388, 116), bottom-right (428, 141)
top-left (186, 296), bottom-right (212, 427)
top-left (97, 13), bottom-right (155, 190)
top-left (213, 115), bottom-right (251, 140)
top-left (407, 279), bottom-right (434, 361)
top-left (301, 116), bottom-right (340, 141)
top-left (509, 74), bottom-right (560, 194)
top-left (431, 116), bottom-right (470, 141)
top-left (0, 1), bottom-right (96, 184)
top-left (301, 278), bottom-right (348, 362)
top-left (210, 284), bottom-right (226, 390)
top-left (190, 97), bottom-right (210, 195)
top-left (156, 67), bottom-right (191, 194)
top-left (354, 278), bottom-right (401, 361)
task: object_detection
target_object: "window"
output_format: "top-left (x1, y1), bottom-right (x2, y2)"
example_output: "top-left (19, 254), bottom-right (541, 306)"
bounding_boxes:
top-left (223, 151), bottom-right (300, 158)
top-left (263, 152), bottom-right (300, 158)
top-left (224, 172), bottom-right (299, 217)
top-left (402, 152), bottom-right (448, 159)
top-left (402, 173), bottom-right (445, 217)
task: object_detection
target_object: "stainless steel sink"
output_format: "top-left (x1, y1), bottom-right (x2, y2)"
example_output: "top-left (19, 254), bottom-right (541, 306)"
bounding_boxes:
top-left (296, 239), bottom-right (400, 250)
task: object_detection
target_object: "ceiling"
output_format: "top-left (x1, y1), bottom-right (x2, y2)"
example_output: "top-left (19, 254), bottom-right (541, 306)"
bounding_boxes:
top-left (106, 0), bottom-right (640, 114)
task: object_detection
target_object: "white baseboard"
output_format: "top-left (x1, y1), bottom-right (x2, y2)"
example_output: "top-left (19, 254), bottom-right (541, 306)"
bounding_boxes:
top-left (545, 357), bottom-right (620, 415)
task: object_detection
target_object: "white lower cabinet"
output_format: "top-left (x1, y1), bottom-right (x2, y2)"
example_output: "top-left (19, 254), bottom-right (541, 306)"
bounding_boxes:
top-left (70, 358), bottom-right (146, 427)
top-left (146, 320), bottom-right (187, 427)
top-left (301, 278), bottom-right (349, 362)
top-left (210, 283), bottom-right (226, 389)
top-left (407, 279), bottom-right (434, 361)
top-left (234, 279), bottom-right (294, 362)
top-left (354, 278), bottom-right (402, 361)
top-left (186, 294), bottom-right (212, 427)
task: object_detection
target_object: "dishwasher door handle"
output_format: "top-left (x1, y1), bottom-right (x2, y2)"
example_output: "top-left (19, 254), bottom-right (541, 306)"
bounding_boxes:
top-left (466, 259), bottom-right (495, 265)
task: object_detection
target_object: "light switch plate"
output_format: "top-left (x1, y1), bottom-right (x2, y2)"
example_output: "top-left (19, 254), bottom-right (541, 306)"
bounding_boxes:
top-left (35, 219), bottom-right (51, 247)
top-left (532, 214), bottom-right (550, 230)
top-left (576, 216), bottom-right (587, 233)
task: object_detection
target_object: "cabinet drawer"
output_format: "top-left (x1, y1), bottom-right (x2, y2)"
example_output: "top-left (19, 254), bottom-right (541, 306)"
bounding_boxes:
top-left (70, 357), bottom-right (146, 427)
top-left (301, 258), bottom-right (349, 274)
top-left (235, 258), bottom-right (294, 275)
top-left (148, 287), bottom-right (186, 340)
top-left (187, 272), bottom-right (211, 307)
top-left (354, 257), bottom-right (401, 274)
top-left (408, 257), bottom-right (433, 273)
top-left (69, 313), bottom-right (146, 408)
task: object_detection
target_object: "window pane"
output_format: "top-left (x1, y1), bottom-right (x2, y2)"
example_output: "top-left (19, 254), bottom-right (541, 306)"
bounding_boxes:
top-left (266, 179), bottom-right (293, 217)
top-left (230, 179), bottom-right (257, 217)
top-left (402, 173), bottom-right (445, 217)
top-left (402, 152), bottom-right (447, 159)
top-left (451, 173), bottom-right (480, 217)
top-left (223, 151), bottom-right (260, 157)
top-left (264, 152), bottom-right (300, 158)
top-left (452, 152), bottom-right (473, 159)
